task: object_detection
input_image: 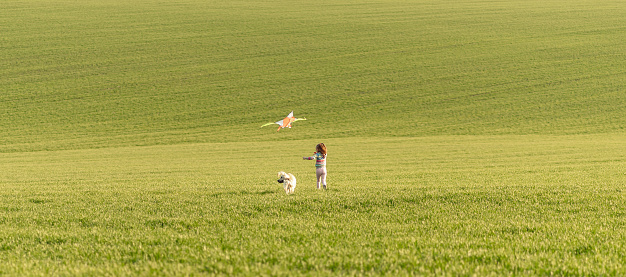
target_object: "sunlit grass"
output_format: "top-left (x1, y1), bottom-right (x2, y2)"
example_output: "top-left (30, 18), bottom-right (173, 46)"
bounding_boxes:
top-left (2, 0), bottom-right (626, 152)
top-left (2, 0), bottom-right (626, 275)
top-left (1, 135), bottom-right (625, 275)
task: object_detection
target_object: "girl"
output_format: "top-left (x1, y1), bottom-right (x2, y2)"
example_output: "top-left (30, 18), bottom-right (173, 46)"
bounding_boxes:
top-left (303, 143), bottom-right (327, 189)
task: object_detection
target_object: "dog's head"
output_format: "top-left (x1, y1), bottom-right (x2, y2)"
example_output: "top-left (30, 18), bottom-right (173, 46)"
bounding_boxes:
top-left (277, 171), bottom-right (288, 183)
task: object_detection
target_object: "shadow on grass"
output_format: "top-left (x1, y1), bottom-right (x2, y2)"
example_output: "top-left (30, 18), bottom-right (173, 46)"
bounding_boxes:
top-left (210, 190), bottom-right (277, 198)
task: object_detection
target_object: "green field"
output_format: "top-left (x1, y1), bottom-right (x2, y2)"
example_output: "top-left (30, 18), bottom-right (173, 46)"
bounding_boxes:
top-left (2, 0), bottom-right (626, 275)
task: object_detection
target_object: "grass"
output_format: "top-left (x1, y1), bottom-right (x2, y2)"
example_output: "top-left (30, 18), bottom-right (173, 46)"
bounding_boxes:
top-left (1, 135), bottom-right (626, 275)
top-left (2, 0), bottom-right (626, 275)
top-left (2, 0), bottom-right (626, 151)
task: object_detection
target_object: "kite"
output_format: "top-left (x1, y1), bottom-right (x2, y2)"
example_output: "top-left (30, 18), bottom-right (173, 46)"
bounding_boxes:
top-left (260, 111), bottom-right (307, 131)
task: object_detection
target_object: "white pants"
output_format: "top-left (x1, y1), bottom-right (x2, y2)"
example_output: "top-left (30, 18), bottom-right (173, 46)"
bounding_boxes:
top-left (316, 167), bottom-right (327, 189)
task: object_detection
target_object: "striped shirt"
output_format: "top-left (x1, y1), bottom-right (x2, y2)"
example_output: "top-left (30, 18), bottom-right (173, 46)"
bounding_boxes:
top-left (304, 152), bottom-right (326, 168)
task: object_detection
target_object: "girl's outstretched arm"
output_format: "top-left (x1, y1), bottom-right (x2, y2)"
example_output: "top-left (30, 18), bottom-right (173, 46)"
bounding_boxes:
top-left (304, 152), bottom-right (317, 160)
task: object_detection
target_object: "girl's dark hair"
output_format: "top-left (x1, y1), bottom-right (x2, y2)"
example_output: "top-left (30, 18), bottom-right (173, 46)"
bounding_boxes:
top-left (316, 143), bottom-right (327, 155)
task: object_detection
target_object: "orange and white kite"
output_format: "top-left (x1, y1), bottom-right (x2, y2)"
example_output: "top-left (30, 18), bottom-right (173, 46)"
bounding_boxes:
top-left (260, 111), bottom-right (307, 131)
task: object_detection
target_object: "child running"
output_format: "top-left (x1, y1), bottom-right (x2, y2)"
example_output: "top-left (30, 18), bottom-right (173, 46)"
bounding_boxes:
top-left (303, 143), bottom-right (327, 189)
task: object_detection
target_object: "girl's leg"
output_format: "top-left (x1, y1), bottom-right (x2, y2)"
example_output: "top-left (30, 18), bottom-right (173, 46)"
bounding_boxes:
top-left (316, 168), bottom-right (323, 189)
top-left (320, 167), bottom-right (327, 189)
top-left (315, 167), bottom-right (326, 189)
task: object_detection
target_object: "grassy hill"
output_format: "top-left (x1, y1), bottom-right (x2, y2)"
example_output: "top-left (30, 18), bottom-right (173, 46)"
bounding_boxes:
top-left (2, 0), bottom-right (625, 152)
top-left (3, 0), bottom-right (626, 275)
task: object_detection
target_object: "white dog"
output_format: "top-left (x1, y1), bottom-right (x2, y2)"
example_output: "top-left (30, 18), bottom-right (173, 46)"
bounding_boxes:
top-left (277, 171), bottom-right (296, 194)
